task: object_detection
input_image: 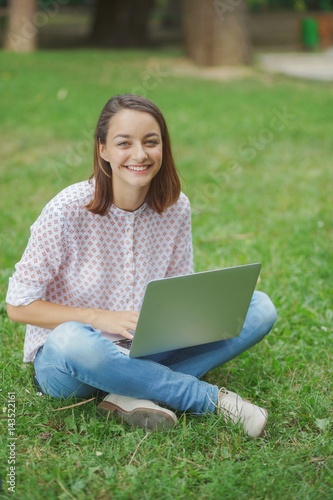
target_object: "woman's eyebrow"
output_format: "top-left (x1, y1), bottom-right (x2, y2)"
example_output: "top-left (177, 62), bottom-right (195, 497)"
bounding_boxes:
top-left (144, 132), bottom-right (160, 138)
top-left (113, 133), bottom-right (130, 140)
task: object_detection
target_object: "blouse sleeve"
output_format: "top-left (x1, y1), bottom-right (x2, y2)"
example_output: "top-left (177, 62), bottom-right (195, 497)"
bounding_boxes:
top-left (165, 195), bottom-right (194, 277)
top-left (6, 205), bottom-right (67, 306)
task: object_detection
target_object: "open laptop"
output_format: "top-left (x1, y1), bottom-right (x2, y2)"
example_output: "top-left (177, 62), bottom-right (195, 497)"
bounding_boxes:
top-left (101, 263), bottom-right (261, 358)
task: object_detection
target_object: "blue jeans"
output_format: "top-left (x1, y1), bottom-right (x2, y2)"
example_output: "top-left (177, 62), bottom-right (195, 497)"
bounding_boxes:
top-left (34, 291), bottom-right (277, 414)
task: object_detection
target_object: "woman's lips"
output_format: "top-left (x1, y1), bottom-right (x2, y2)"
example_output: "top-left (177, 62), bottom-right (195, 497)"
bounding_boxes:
top-left (124, 164), bottom-right (152, 172)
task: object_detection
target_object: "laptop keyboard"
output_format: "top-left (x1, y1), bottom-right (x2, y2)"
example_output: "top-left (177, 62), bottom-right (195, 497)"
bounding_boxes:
top-left (114, 339), bottom-right (133, 350)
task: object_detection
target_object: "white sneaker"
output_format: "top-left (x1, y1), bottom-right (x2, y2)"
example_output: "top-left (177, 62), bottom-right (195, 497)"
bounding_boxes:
top-left (97, 394), bottom-right (178, 431)
top-left (217, 388), bottom-right (268, 438)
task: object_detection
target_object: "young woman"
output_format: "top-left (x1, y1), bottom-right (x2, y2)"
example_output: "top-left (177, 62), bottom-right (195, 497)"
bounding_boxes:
top-left (6, 94), bottom-right (277, 438)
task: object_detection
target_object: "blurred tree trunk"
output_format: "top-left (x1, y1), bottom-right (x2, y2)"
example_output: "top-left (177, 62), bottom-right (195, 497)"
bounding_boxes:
top-left (91, 0), bottom-right (154, 47)
top-left (162, 0), bottom-right (182, 29)
top-left (4, 0), bottom-right (37, 52)
top-left (183, 0), bottom-right (251, 66)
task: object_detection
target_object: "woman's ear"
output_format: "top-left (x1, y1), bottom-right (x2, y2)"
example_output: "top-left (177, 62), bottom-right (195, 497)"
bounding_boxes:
top-left (99, 142), bottom-right (109, 162)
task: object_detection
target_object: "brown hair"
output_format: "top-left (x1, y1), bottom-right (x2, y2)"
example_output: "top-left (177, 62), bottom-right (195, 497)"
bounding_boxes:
top-left (86, 94), bottom-right (181, 215)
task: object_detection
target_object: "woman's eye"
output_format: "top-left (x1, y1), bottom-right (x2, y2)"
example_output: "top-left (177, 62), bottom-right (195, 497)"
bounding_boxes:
top-left (146, 140), bottom-right (158, 146)
top-left (118, 141), bottom-right (130, 147)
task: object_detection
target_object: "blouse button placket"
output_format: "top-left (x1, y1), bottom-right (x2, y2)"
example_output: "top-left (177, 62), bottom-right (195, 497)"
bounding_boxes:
top-left (124, 213), bottom-right (135, 308)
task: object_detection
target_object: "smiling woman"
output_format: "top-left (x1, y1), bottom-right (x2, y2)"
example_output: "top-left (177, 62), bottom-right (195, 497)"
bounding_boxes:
top-left (6, 93), bottom-right (276, 438)
top-left (87, 94), bottom-right (181, 215)
top-left (98, 109), bottom-right (163, 211)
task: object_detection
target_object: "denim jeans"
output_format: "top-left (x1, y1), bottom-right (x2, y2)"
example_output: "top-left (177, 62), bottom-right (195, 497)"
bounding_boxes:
top-left (34, 291), bottom-right (277, 414)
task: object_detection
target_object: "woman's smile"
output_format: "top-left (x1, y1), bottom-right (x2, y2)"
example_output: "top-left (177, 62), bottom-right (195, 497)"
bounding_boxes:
top-left (123, 163), bottom-right (153, 173)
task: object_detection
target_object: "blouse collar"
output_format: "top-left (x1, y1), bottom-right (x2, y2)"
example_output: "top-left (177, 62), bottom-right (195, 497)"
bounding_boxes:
top-left (109, 202), bottom-right (148, 217)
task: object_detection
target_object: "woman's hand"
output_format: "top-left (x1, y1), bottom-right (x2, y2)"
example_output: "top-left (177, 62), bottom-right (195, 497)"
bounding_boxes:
top-left (92, 309), bottom-right (140, 339)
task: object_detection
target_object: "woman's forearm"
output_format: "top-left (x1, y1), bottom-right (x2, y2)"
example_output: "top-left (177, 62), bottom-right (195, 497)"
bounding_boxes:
top-left (6, 300), bottom-right (94, 331)
top-left (6, 301), bottom-right (139, 338)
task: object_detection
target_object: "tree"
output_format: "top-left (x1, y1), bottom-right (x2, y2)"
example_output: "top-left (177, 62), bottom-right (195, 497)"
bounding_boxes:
top-left (4, 0), bottom-right (38, 52)
top-left (91, 0), bottom-right (154, 47)
top-left (183, 0), bottom-right (252, 66)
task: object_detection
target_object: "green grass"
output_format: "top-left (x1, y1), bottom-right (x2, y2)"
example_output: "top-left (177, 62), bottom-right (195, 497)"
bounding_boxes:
top-left (0, 49), bottom-right (332, 499)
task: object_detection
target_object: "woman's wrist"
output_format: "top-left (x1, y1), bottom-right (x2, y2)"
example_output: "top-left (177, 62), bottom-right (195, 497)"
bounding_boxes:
top-left (84, 307), bottom-right (100, 328)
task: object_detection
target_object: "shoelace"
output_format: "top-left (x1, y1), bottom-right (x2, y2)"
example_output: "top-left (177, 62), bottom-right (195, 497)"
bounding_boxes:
top-left (218, 388), bottom-right (243, 421)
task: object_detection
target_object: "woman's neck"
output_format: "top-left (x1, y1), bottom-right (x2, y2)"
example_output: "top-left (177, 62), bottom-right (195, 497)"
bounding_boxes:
top-left (112, 188), bottom-right (148, 212)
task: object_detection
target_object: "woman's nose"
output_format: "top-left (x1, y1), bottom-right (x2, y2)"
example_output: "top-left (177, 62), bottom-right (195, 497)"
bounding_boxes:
top-left (131, 143), bottom-right (147, 162)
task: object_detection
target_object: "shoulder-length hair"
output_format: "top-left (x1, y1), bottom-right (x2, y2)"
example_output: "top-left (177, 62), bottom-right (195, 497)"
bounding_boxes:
top-left (86, 94), bottom-right (181, 215)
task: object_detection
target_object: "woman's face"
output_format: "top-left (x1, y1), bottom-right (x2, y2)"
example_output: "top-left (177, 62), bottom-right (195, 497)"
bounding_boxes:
top-left (99, 109), bottom-right (163, 199)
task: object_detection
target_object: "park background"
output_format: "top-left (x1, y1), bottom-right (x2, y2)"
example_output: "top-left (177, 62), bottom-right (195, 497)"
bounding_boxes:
top-left (0, 1), bottom-right (332, 498)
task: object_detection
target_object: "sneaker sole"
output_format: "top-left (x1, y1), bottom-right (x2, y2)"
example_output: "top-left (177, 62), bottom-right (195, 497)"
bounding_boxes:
top-left (97, 401), bottom-right (177, 431)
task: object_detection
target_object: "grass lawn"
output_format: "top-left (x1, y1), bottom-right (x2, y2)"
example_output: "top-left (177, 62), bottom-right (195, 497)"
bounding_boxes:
top-left (0, 49), bottom-right (332, 499)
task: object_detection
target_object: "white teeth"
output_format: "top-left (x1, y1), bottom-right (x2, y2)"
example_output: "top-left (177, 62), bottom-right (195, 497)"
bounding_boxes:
top-left (126, 165), bottom-right (149, 172)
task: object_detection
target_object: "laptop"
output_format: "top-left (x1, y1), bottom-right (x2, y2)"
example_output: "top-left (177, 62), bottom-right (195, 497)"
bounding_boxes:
top-left (101, 263), bottom-right (261, 358)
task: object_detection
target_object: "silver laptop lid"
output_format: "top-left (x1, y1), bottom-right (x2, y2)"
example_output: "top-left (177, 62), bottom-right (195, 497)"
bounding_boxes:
top-left (129, 263), bottom-right (261, 358)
